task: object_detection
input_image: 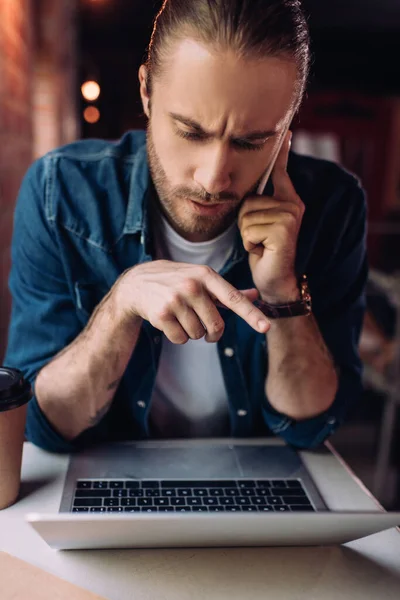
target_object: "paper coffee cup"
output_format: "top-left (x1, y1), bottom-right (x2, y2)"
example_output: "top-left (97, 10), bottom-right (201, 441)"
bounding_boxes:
top-left (0, 367), bottom-right (32, 510)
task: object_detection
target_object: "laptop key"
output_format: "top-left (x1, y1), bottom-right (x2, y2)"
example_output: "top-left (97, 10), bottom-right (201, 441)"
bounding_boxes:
top-left (158, 507), bottom-right (175, 512)
top-left (274, 505), bottom-right (290, 512)
top-left (192, 506), bottom-right (208, 512)
top-left (93, 481), bottom-right (108, 489)
top-left (104, 498), bottom-right (120, 507)
top-left (142, 481), bottom-right (160, 489)
top-left (121, 498), bottom-right (136, 506)
top-left (90, 507), bottom-right (107, 512)
top-left (187, 497), bottom-right (202, 506)
top-left (272, 488), bottom-right (306, 497)
top-left (260, 506), bottom-right (274, 512)
top-left (124, 481), bottom-right (140, 489)
top-left (124, 507), bottom-right (141, 512)
top-left (73, 507), bottom-right (89, 512)
top-left (219, 497), bottom-right (234, 506)
top-left (76, 481), bottom-right (92, 489)
top-left (287, 480), bottom-right (302, 488)
top-left (238, 481), bottom-right (256, 488)
top-left (141, 507), bottom-right (158, 512)
top-left (251, 497), bottom-right (266, 506)
top-left (208, 506), bottom-right (226, 512)
top-left (209, 488), bottom-right (224, 496)
top-left (282, 496), bottom-right (310, 506)
top-left (107, 507), bottom-right (123, 512)
top-left (171, 498), bottom-right (185, 506)
top-left (75, 489), bottom-right (111, 498)
top-left (109, 481), bottom-right (124, 489)
top-left (129, 489), bottom-right (144, 497)
top-left (240, 489), bottom-right (256, 496)
top-left (145, 490), bottom-right (160, 497)
top-left (271, 480), bottom-right (287, 488)
top-left (176, 507), bottom-right (192, 512)
top-left (163, 489), bottom-right (176, 497)
top-left (74, 498), bottom-right (102, 507)
top-left (256, 480), bottom-right (271, 488)
top-left (113, 489), bottom-right (128, 498)
top-left (256, 489), bottom-right (271, 497)
top-left (193, 489), bottom-right (208, 497)
top-left (237, 497), bottom-right (251, 505)
top-left (241, 506), bottom-right (258, 512)
top-left (225, 506), bottom-right (242, 512)
top-left (290, 505), bottom-right (315, 512)
top-left (178, 489), bottom-right (192, 497)
top-left (203, 497), bottom-right (218, 506)
top-left (267, 497), bottom-right (283, 505)
top-left (155, 498), bottom-right (169, 506)
top-left (138, 498), bottom-right (152, 506)
top-left (224, 488), bottom-right (240, 496)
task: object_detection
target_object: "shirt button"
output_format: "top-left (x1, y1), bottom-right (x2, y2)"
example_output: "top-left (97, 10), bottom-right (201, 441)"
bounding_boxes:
top-left (327, 417), bottom-right (336, 426)
top-left (137, 401), bottom-right (146, 409)
top-left (154, 336), bottom-right (161, 344)
top-left (237, 409), bottom-right (247, 417)
top-left (224, 347), bottom-right (234, 358)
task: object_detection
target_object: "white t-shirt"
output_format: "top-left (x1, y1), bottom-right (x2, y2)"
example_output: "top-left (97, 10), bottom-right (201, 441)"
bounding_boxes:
top-left (150, 215), bottom-right (237, 438)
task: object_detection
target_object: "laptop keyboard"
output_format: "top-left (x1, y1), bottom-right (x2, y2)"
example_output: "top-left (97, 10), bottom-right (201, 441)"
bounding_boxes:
top-left (71, 479), bottom-right (315, 513)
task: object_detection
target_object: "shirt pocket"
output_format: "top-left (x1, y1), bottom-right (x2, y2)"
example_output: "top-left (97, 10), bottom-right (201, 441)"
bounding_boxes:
top-left (74, 281), bottom-right (110, 324)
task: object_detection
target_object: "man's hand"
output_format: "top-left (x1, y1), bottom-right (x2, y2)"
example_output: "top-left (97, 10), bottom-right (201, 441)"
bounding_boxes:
top-left (238, 131), bottom-right (305, 303)
top-left (116, 261), bottom-right (270, 344)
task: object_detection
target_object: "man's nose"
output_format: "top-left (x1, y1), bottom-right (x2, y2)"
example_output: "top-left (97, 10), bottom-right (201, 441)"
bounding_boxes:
top-left (193, 145), bottom-right (233, 195)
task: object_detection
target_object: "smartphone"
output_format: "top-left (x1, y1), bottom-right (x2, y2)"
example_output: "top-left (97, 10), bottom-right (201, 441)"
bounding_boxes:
top-left (256, 123), bottom-right (291, 195)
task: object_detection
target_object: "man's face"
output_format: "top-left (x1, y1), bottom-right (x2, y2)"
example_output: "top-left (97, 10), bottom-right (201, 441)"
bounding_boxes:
top-left (140, 39), bottom-right (298, 242)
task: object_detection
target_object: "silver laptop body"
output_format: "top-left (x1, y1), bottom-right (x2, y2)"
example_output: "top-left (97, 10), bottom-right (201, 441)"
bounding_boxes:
top-left (26, 439), bottom-right (400, 549)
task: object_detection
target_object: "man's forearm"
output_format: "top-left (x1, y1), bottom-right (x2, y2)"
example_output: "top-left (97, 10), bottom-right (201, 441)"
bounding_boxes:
top-left (265, 314), bottom-right (338, 420)
top-left (35, 286), bottom-right (142, 441)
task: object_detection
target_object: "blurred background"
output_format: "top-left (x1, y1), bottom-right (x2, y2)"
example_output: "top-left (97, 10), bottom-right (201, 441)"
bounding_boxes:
top-left (0, 0), bottom-right (399, 508)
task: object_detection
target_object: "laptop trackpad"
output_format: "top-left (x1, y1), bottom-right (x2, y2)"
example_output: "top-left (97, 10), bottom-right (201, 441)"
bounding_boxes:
top-left (234, 445), bottom-right (302, 478)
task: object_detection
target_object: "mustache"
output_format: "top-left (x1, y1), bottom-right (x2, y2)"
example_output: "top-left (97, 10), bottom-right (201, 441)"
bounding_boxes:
top-left (173, 187), bottom-right (240, 204)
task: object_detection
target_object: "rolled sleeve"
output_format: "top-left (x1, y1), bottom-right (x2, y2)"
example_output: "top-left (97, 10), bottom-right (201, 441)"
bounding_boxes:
top-left (263, 178), bottom-right (368, 449)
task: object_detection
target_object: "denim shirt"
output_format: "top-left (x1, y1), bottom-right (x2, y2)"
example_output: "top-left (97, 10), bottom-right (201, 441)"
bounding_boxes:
top-left (4, 131), bottom-right (368, 453)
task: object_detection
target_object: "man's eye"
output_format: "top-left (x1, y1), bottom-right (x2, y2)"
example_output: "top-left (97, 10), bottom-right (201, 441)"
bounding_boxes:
top-left (232, 139), bottom-right (266, 152)
top-left (176, 129), bottom-right (206, 142)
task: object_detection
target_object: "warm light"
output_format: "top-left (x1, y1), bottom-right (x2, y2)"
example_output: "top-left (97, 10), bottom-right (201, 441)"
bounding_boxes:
top-left (83, 106), bottom-right (100, 124)
top-left (81, 80), bottom-right (101, 102)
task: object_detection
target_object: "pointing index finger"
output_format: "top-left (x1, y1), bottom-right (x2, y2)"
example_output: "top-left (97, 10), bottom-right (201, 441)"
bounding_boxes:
top-left (205, 272), bottom-right (270, 333)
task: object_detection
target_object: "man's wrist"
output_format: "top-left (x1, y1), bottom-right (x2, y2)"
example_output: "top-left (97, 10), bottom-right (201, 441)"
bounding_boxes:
top-left (259, 278), bottom-right (300, 304)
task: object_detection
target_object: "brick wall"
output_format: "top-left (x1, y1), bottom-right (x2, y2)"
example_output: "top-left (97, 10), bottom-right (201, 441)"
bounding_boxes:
top-left (0, 0), bottom-right (34, 362)
top-left (0, 0), bottom-right (78, 362)
top-left (33, 0), bottom-right (79, 158)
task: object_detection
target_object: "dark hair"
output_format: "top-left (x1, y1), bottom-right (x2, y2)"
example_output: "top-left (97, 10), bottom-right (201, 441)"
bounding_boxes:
top-left (146, 0), bottom-right (311, 105)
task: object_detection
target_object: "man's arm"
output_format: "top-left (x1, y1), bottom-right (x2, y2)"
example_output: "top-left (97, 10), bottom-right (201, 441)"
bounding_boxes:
top-left (265, 312), bottom-right (338, 420)
top-left (35, 285), bottom-right (143, 440)
top-left (239, 134), bottom-right (368, 447)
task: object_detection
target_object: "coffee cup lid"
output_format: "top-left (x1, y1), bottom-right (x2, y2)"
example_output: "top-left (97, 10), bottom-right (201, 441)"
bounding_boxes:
top-left (0, 367), bottom-right (32, 412)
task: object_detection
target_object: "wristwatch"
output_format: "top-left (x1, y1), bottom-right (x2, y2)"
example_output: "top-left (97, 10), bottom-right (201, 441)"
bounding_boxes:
top-left (254, 275), bottom-right (312, 319)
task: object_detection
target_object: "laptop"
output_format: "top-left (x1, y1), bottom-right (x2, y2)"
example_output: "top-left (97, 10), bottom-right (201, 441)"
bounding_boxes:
top-left (26, 438), bottom-right (400, 549)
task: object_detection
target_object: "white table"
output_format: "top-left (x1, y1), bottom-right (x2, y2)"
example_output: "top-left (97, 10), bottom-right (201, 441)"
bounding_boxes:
top-left (1, 442), bottom-right (400, 600)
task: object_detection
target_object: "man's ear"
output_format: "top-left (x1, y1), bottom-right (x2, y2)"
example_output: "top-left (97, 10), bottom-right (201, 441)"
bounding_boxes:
top-left (139, 65), bottom-right (150, 118)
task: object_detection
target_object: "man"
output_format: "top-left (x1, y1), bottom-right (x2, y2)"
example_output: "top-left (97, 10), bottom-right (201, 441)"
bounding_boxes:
top-left (5, 0), bottom-right (367, 452)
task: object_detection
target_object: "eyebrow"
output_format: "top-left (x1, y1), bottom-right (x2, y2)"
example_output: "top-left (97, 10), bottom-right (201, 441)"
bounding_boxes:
top-left (169, 112), bottom-right (277, 140)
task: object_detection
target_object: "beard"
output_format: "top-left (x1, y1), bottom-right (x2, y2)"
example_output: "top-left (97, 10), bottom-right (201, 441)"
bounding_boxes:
top-left (146, 124), bottom-right (247, 241)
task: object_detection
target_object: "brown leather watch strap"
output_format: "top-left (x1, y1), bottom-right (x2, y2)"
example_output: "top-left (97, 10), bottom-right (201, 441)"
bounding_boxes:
top-left (255, 275), bottom-right (312, 319)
